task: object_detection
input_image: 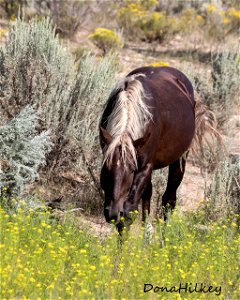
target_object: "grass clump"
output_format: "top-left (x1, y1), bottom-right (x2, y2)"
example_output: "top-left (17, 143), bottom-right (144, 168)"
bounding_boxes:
top-left (1, 205), bottom-right (239, 299)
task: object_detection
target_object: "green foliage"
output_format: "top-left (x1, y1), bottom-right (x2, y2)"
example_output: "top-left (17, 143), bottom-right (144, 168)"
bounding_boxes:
top-left (139, 11), bottom-right (175, 42)
top-left (1, 17), bottom-right (74, 131)
top-left (73, 47), bottom-right (89, 61)
top-left (181, 56), bottom-right (239, 218)
top-left (151, 168), bottom-right (168, 217)
top-left (177, 8), bottom-right (204, 34)
top-left (0, 106), bottom-right (52, 199)
top-left (137, 0), bottom-right (158, 10)
top-left (202, 5), bottom-right (240, 40)
top-left (0, 0), bottom-right (27, 19)
top-left (116, 3), bottom-right (175, 42)
top-left (116, 2), bottom-right (240, 42)
top-left (182, 48), bottom-right (239, 126)
top-left (0, 17), bottom-right (118, 210)
top-left (204, 156), bottom-right (240, 219)
top-left (226, 7), bottom-right (240, 31)
top-left (64, 53), bottom-right (118, 213)
top-left (89, 28), bottom-right (123, 54)
top-left (203, 4), bottom-right (227, 40)
top-left (33, 0), bottom-right (91, 37)
top-left (116, 3), bottom-right (143, 39)
top-left (211, 50), bottom-right (240, 123)
top-left (0, 17), bottom-right (74, 199)
top-left (1, 205), bottom-right (239, 299)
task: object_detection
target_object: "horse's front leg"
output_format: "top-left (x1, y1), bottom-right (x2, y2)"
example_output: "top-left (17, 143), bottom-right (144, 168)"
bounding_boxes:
top-left (124, 163), bottom-right (153, 220)
top-left (142, 179), bottom-right (152, 222)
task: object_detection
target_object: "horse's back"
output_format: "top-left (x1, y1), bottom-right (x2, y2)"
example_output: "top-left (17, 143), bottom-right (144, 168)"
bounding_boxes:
top-left (127, 66), bottom-right (194, 100)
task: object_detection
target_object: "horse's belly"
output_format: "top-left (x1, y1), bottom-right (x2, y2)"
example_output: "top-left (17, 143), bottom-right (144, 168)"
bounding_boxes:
top-left (151, 110), bottom-right (195, 168)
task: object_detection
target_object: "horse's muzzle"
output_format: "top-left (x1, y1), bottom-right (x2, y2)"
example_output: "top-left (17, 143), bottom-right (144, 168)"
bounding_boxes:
top-left (104, 208), bottom-right (124, 223)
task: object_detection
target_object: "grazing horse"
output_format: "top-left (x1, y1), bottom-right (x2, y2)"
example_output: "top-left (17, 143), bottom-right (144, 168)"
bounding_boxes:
top-left (99, 66), bottom-right (218, 231)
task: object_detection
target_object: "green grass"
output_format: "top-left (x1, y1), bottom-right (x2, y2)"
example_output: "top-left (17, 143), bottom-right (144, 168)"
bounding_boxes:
top-left (0, 204), bottom-right (239, 299)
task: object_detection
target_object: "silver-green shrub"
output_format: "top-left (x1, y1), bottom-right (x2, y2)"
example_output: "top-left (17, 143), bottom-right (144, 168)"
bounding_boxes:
top-left (0, 17), bottom-right (118, 212)
top-left (67, 54), bottom-right (118, 153)
top-left (204, 156), bottom-right (240, 219)
top-left (1, 18), bottom-right (74, 131)
top-left (182, 47), bottom-right (239, 126)
top-left (65, 54), bottom-right (118, 212)
top-left (181, 54), bottom-right (239, 218)
top-left (0, 106), bottom-right (52, 198)
top-left (211, 50), bottom-right (240, 124)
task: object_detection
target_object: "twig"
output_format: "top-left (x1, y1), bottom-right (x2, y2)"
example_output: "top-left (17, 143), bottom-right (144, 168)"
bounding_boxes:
top-left (51, 207), bottom-right (83, 216)
top-left (81, 149), bottom-right (104, 200)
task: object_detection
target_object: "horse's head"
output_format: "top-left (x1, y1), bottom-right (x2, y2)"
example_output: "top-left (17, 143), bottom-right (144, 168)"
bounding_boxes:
top-left (100, 127), bottom-right (150, 226)
top-left (100, 132), bottom-right (135, 224)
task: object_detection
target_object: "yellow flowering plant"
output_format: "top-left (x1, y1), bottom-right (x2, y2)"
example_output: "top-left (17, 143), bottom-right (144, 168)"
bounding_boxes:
top-left (226, 7), bottom-right (240, 31)
top-left (177, 8), bottom-right (204, 34)
top-left (89, 28), bottom-right (123, 54)
top-left (0, 204), bottom-right (239, 299)
top-left (117, 0), bottom-right (175, 42)
top-left (203, 5), bottom-right (240, 40)
top-left (150, 61), bottom-right (169, 67)
top-left (138, 11), bottom-right (176, 42)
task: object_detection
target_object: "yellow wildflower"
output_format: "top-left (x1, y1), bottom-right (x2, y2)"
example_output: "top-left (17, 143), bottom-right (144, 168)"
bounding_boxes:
top-left (207, 4), bottom-right (216, 13)
top-left (150, 61), bottom-right (169, 67)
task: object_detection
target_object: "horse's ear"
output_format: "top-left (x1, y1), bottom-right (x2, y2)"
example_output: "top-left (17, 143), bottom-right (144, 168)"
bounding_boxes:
top-left (100, 126), bottom-right (113, 146)
top-left (133, 133), bottom-right (151, 150)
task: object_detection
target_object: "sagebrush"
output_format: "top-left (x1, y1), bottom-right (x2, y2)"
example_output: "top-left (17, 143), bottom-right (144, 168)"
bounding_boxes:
top-left (0, 17), bottom-right (118, 210)
top-left (0, 106), bottom-right (52, 202)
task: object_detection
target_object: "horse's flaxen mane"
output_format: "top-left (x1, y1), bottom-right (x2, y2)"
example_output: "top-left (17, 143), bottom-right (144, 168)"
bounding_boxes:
top-left (103, 74), bottom-right (152, 168)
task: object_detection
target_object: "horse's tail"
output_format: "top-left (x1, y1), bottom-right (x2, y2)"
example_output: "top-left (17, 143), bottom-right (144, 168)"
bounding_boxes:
top-left (190, 95), bottom-right (224, 169)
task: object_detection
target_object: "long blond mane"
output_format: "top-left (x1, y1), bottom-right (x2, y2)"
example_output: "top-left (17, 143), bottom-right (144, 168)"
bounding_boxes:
top-left (103, 74), bottom-right (152, 168)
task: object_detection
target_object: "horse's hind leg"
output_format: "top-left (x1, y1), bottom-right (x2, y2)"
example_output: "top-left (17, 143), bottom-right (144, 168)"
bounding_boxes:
top-left (142, 180), bottom-right (152, 222)
top-left (162, 155), bottom-right (188, 219)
